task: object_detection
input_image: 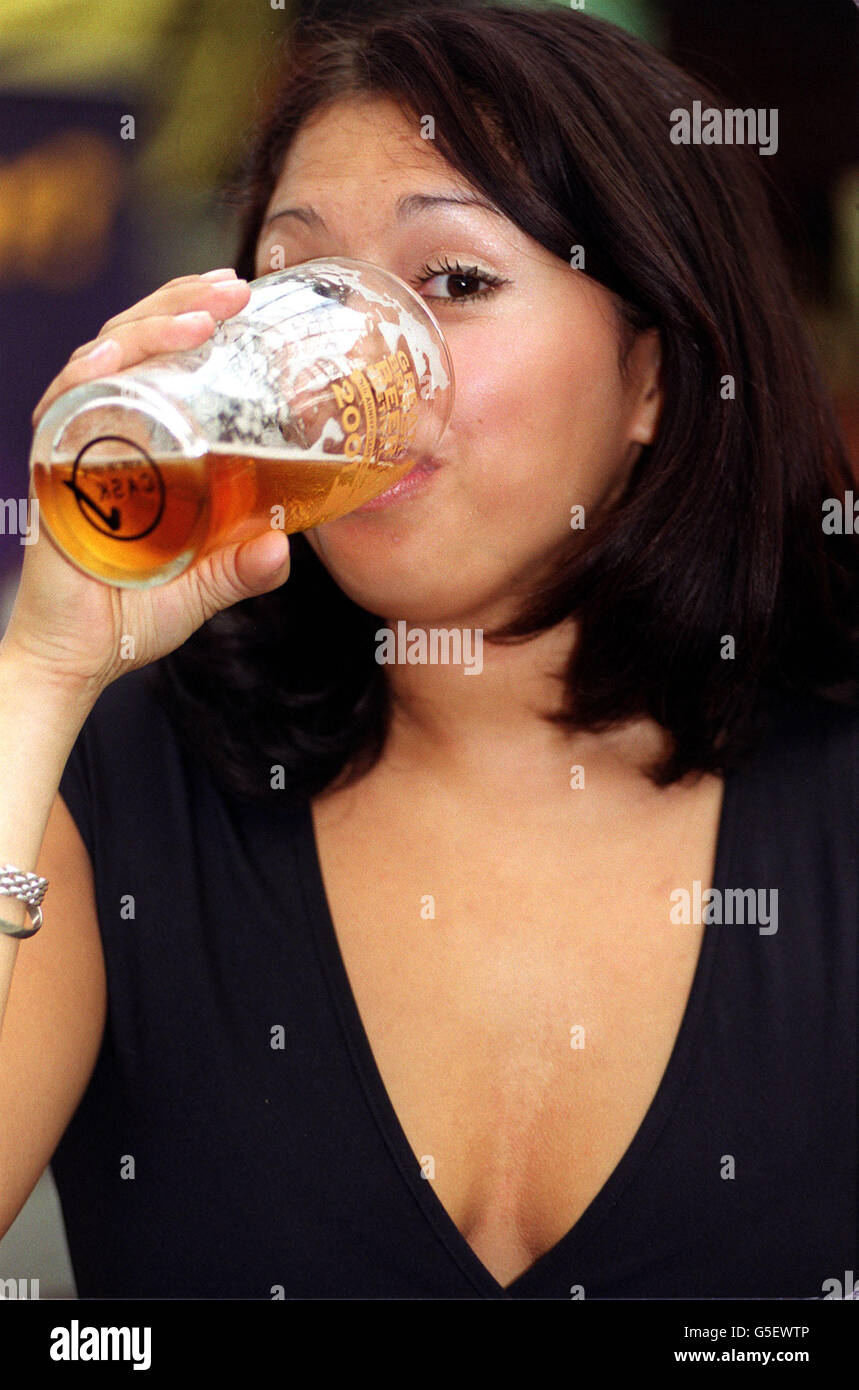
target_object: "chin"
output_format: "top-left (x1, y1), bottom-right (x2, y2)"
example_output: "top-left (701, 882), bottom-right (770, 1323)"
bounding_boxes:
top-left (331, 574), bottom-right (471, 624)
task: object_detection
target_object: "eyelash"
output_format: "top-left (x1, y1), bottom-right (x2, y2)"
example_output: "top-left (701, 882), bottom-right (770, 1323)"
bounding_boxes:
top-left (412, 256), bottom-right (506, 304)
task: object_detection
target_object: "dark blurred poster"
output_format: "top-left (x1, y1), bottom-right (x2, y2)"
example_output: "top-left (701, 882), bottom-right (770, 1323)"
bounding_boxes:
top-left (0, 92), bottom-right (143, 590)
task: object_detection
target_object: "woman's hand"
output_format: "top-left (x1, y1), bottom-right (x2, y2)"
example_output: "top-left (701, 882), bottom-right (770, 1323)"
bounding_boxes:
top-left (3, 271), bottom-right (291, 698)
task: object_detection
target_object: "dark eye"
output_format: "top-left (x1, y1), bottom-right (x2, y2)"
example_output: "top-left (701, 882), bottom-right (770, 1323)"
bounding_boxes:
top-left (424, 271), bottom-right (483, 299)
top-left (416, 259), bottom-right (506, 304)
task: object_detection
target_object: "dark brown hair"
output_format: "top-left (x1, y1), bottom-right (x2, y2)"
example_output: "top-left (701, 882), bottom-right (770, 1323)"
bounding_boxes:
top-left (148, 3), bottom-right (859, 802)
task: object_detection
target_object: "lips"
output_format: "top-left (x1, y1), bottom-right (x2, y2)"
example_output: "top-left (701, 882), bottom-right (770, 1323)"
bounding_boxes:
top-left (355, 456), bottom-right (441, 511)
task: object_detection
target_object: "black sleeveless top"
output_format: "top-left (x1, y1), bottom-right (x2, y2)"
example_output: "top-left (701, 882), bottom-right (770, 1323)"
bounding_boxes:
top-left (51, 665), bottom-right (857, 1299)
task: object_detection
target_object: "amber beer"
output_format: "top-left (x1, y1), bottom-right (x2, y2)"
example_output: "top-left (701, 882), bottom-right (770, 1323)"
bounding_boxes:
top-left (29, 260), bottom-right (454, 584)
top-left (31, 443), bottom-right (416, 588)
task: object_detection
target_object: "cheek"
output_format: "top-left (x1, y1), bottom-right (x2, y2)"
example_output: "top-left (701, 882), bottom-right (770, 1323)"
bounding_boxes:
top-left (448, 305), bottom-right (627, 521)
top-left (453, 327), bottom-right (532, 429)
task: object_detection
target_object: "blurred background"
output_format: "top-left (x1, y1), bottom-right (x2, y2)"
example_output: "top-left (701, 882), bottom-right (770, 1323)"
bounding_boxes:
top-left (0, 0), bottom-right (856, 1298)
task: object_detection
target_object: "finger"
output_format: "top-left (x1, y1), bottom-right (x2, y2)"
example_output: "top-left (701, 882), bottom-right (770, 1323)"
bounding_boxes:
top-left (170, 267), bottom-right (240, 284)
top-left (92, 276), bottom-right (249, 341)
top-left (32, 311), bottom-right (216, 427)
top-left (65, 279), bottom-right (246, 363)
top-left (33, 273), bottom-right (252, 427)
top-left (235, 530), bottom-right (292, 593)
top-left (104, 266), bottom-right (240, 308)
top-left (32, 337), bottom-right (123, 427)
top-left (192, 530), bottom-right (291, 617)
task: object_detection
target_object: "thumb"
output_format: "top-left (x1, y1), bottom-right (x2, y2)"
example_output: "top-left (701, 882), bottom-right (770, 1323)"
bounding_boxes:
top-left (234, 529), bottom-right (291, 593)
top-left (193, 529), bottom-right (291, 614)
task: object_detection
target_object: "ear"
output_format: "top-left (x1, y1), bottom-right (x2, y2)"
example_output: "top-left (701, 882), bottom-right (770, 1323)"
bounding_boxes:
top-left (627, 328), bottom-right (663, 446)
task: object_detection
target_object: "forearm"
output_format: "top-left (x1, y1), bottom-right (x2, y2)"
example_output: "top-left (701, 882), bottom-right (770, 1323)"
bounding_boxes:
top-left (0, 643), bottom-right (99, 1029)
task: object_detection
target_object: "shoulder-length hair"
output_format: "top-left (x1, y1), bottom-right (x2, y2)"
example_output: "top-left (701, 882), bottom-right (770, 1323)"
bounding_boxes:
top-left (147, 3), bottom-right (859, 803)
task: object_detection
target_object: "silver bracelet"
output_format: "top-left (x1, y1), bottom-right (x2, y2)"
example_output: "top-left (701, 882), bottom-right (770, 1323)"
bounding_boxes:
top-left (0, 864), bottom-right (49, 939)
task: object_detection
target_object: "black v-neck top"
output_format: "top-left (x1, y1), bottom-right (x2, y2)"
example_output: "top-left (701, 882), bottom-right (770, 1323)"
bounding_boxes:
top-left (50, 665), bottom-right (857, 1299)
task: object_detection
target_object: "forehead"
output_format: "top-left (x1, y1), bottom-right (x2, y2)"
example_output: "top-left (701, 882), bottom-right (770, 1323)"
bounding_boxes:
top-left (265, 96), bottom-right (468, 208)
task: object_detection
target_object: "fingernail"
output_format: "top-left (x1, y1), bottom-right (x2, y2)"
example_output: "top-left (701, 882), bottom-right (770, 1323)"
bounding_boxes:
top-left (81, 337), bottom-right (118, 359)
top-left (200, 268), bottom-right (238, 280)
top-left (176, 311), bottom-right (215, 326)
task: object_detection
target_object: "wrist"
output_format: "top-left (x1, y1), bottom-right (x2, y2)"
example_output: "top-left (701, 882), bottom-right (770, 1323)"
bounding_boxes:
top-left (0, 637), bottom-right (104, 712)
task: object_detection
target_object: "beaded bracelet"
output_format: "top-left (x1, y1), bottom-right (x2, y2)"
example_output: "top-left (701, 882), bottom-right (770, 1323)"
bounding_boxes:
top-left (0, 864), bottom-right (49, 938)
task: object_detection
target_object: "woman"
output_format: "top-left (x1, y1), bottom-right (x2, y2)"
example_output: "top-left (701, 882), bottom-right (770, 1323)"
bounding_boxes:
top-left (0, 6), bottom-right (856, 1299)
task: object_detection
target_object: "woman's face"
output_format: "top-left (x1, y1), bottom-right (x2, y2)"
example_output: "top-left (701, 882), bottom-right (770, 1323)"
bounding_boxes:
top-left (254, 97), bottom-right (662, 627)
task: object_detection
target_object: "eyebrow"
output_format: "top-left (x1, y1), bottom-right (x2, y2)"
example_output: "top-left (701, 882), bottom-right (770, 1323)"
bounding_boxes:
top-left (261, 190), bottom-right (504, 231)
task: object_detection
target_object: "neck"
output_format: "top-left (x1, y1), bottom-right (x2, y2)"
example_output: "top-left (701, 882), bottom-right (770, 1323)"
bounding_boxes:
top-left (377, 616), bottom-right (669, 787)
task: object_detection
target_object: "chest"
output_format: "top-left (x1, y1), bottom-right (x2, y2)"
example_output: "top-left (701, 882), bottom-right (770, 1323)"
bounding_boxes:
top-left (310, 773), bottom-right (723, 1286)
